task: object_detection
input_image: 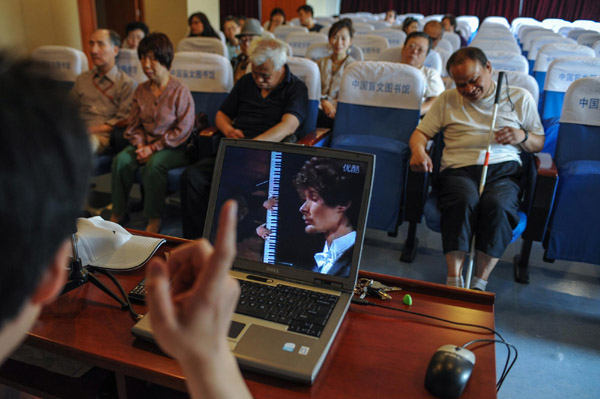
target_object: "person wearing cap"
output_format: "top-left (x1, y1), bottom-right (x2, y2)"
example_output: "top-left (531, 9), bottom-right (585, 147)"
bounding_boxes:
top-left (0, 52), bottom-right (251, 399)
top-left (180, 37), bottom-right (309, 239)
top-left (231, 18), bottom-right (262, 83)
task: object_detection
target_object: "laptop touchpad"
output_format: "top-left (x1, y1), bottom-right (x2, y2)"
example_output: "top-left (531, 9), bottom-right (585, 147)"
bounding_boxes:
top-left (229, 321), bottom-right (246, 339)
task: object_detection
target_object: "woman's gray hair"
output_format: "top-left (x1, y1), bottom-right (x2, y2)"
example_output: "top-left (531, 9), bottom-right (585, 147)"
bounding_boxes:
top-left (249, 37), bottom-right (288, 70)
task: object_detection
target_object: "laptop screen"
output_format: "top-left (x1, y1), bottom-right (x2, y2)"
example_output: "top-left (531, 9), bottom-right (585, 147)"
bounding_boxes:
top-left (205, 140), bottom-right (374, 286)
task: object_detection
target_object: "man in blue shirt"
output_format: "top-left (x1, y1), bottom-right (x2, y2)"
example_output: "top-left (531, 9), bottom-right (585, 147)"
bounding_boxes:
top-left (181, 37), bottom-right (308, 239)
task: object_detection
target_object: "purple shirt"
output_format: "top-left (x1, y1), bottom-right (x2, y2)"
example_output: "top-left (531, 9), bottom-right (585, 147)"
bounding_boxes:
top-left (125, 77), bottom-right (194, 151)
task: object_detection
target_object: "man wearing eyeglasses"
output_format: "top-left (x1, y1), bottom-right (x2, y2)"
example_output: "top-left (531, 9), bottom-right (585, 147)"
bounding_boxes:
top-left (401, 32), bottom-right (444, 115)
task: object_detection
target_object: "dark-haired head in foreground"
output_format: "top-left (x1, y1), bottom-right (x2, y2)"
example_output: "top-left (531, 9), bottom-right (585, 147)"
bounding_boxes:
top-left (0, 52), bottom-right (92, 360)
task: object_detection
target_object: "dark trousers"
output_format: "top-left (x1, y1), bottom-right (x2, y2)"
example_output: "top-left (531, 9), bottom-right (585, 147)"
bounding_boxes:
top-left (180, 157), bottom-right (216, 239)
top-left (438, 161), bottom-right (522, 258)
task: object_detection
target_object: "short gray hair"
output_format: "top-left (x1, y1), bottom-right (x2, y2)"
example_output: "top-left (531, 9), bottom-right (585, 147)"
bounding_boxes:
top-left (249, 37), bottom-right (287, 70)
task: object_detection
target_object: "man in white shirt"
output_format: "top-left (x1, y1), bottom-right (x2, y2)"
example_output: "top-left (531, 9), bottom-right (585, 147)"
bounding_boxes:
top-left (294, 157), bottom-right (362, 277)
top-left (400, 32), bottom-right (445, 115)
top-left (409, 47), bottom-right (545, 290)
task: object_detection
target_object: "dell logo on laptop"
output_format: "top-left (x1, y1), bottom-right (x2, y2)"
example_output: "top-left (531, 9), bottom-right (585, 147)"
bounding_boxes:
top-left (266, 266), bottom-right (280, 274)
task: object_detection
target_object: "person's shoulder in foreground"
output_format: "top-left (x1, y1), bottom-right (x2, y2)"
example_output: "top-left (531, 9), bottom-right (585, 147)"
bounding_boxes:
top-left (0, 52), bottom-right (252, 399)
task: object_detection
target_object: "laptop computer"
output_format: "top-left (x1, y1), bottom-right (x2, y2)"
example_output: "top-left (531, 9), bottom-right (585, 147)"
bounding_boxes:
top-left (132, 139), bottom-right (374, 383)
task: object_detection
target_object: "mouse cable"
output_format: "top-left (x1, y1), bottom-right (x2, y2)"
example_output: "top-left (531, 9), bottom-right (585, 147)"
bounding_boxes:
top-left (351, 296), bottom-right (506, 342)
top-left (462, 339), bottom-right (518, 392)
top-left (90, 267), bottom-right (143, 322)
top-left (351, 297), bottom-right (516, 392)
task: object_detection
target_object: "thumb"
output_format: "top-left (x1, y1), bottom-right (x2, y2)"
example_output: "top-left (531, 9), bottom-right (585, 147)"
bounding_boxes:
top-left (145, 258), bottom-right (176, 332)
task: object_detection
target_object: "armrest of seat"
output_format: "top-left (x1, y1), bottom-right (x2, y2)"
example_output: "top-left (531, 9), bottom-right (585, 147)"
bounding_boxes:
top-left (521, 152), bottom-right (558, 241)
top-left (297, 128), bottom-right (332, 146)
top-left (404, 168), bottom-right (430, 223)
top-left (403, 140), bottom-right (435, 223)
top-left (199, 126), bottom-right (219, 137)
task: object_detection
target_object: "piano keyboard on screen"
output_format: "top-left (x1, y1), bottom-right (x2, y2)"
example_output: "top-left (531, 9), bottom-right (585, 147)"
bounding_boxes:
top-left (263, 151), bottom-right (282, 264)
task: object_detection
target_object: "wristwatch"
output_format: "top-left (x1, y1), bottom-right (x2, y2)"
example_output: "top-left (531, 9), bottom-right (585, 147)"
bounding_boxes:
top-left (519, 128), bottom-right (529, 144)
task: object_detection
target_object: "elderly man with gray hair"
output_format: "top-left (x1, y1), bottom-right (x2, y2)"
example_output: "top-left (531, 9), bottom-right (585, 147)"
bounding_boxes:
top-left (180, 36), bottom-right (309, 238)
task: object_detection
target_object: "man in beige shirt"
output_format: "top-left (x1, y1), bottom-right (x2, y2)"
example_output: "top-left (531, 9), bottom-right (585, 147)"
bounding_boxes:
top-left (72, 29), bottom-right (136, 154)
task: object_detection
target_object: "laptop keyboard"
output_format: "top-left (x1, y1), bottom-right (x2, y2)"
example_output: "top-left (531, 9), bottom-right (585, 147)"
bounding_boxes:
top-left (235, 279), bottom-right (339, 338)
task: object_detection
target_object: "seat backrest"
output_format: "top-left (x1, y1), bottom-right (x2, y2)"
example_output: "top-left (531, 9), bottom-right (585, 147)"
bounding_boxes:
top-left (116, 48), bottom-right (148, 83)
top-left (518, 26), bottom-right (547, 45)
top-left (482, 16), bottom-right (510, 29)
top-left (423, 49), bottom-right (443, 73)
top-left (522, 29), bottom-right (555, 53)
top-left (371, 28), bottom-right (406, 48)
top-left (471, 39), bottom-right (521, 54)
top-left (353, 22), bottom-right (375, 33)
top-left (541, 18), bottom-right (570, 33)
top-left (554, 77), bottom-right (600, 168)
top-left (285, 32), bottom-right (328, 57)
top-left (177, 37), bottom-right (227, 57)
top-left (370, 21), bottom-right (391, 30)
top-left (486, 51), bottom-right (529, 74)
top-left (352, 34), bottom-right (389, 60)
top-left (492, 70), bottom-right (540, 106)
top-left (435, 38), bottom-right (453, 55)
top-left (567, 28), bottom-right (591, 41)
top-left (273, 25), bottom-right (308, 41)
top-left (475, 27), bottom-right (515, 43)
top-left (285, 56), bottom-right (320, 138)
top-left (577, 32), bottom-right (600, 48)
top-left (527, 36), bottom-right (576, 73)
top-left (434, 47), bottom-right (452, 77)
top-left (304, 43), bottom-right (363, 61)
top-left (511, 17), bottom-right (540, 35)
top-left (170, 52), bottom-right (233, 125)
top-left (541, 56), bottom-right (600, 125)
top-left (331, 61), bottom-right (425, 232)
top-left (456, 16), bottom-right (479, 36)
top-left (594, 40), bottom-right (600, 58)
top-left (455, 22), bottom-right (471, 43)
top-left (533, 42), bottom-right (595, 98)
top-left (442, 31), bottom-right (461, 52)
top-left (31, 45), bottom-right (88, 84)
top-left (377, 47), bottom-right (402, 63)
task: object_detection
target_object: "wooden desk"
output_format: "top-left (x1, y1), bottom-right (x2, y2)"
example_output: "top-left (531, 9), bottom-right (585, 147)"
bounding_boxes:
top-left (2, 232), bottom-right (497, 399)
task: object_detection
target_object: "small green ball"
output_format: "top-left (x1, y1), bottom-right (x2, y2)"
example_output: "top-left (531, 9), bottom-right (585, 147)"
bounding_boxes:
top-left (403, 294), bottom-right (413, 306)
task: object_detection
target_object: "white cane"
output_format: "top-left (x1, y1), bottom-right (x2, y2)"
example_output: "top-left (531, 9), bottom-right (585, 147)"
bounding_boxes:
top-left (464, 71), bottom-right (505, 289)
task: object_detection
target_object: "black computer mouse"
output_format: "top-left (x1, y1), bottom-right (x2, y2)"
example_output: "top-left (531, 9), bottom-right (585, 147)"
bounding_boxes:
top-left (424, 344), bottom-right (476, 398)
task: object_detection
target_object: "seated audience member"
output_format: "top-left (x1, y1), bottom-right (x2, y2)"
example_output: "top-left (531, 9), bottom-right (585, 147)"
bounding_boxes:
top-left (442, 14), bottom-right (468, 47)
top-left (316, 18), bottom-right (355, 128)
top-left (408, 47), bottom-right (544, 290)
top-left (297, 5), bottom-right (324, 32)
top-left (0, 53), bottom-right (252, 399)
top-left (188, 12), bottom-right (220, 39)
top-left (384, 10), bottom-right (397, 25)
top-left (180, 37), bottom-right (309, 239)
top-left (223, 15), bottom-right (242, 61)
top-left (110, 33), bottom-right (194, 234)
top-left (72, 29), bottom-right (136, 154)
top-left (232, 18), bottom-right (262, 83)
top-left (401, 32), bottom-right (444, 115)
top-left (122, 21), bottom-right (149, 50)
top-left (238, 15), bottom-right (247, 28)
top-left (424, 20), bottom-right (443, 48)
top-left (402, 17), bottom-right (419, 35)
top-left (265, 7), bottom-right (286, 33)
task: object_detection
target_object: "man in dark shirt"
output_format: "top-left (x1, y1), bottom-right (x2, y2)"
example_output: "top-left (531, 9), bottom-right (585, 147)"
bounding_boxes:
top-left (181, 37), bottom-right (309, 238)
top-left (297, 5), bottom-right (324, 33)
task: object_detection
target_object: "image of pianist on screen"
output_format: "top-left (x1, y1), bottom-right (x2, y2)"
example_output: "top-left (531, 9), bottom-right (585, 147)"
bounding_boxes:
top-left (293, 157), bottom-right (362, 277)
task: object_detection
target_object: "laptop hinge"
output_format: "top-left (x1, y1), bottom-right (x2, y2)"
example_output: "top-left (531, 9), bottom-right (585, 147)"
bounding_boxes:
top-left (314, 279), bottom-right (343, 290)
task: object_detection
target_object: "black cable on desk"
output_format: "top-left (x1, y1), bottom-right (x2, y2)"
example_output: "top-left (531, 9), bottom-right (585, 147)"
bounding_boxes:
top-left (90, 267), bottom-right (143, 321)
top-left (351, 296), bottom-right (516, 393)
